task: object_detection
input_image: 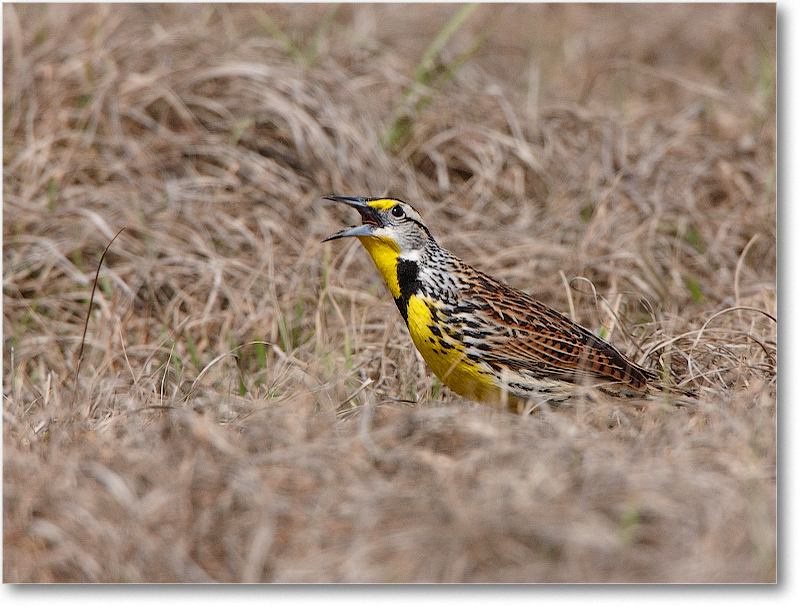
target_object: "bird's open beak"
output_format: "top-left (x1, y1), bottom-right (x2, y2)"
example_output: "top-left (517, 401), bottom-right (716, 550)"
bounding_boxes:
top-left (322, 196), bottom-right (383, 242)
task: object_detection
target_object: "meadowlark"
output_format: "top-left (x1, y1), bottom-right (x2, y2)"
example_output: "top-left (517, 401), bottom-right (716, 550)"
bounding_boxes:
top-left (323, 196), bottom-right (673, 410)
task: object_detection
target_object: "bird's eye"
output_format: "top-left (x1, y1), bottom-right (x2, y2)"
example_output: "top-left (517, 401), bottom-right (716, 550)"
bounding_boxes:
top-left (391, 205), bottom-right (405, 218)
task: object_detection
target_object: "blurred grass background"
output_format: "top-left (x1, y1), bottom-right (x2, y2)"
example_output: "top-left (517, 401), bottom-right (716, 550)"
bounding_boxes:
top-left (3, 3), bottom-right (775, 582)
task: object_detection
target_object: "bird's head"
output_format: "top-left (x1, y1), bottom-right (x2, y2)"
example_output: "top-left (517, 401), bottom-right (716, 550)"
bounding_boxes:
top-left (322, 196), bottom-right (432, 258)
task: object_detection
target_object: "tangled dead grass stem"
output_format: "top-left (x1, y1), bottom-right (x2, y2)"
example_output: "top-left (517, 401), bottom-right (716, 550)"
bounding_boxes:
top-left (3, 3), bottom-right (775, 582)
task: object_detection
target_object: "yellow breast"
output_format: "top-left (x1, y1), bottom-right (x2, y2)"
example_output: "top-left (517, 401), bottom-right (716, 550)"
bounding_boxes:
top-left (354, 234), bottom-right (510, 406)
top-left (405, 295), bottom-right (502, 404)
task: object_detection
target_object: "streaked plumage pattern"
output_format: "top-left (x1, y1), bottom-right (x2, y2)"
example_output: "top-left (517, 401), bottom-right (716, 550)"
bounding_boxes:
top-left (434, 256), bottom-right (655, 390)
top-left (324, 196), bottom-right (666, 410)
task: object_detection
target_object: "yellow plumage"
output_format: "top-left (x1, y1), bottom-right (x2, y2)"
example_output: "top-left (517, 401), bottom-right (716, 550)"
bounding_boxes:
top-left (323, 196), bottom-right (674, 410)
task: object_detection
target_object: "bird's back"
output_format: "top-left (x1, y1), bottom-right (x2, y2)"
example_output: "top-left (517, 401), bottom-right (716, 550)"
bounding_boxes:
top-left (408, 251), bottom-right (657, 405)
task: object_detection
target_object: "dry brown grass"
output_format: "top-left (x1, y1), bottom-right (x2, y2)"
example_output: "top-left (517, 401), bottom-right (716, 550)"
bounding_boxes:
top-left (3, 3), bottom-right (775, 583)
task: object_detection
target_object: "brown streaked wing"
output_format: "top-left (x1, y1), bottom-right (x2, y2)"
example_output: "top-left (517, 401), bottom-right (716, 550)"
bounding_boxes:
top-left (460, 267), bottom-right (655, 391)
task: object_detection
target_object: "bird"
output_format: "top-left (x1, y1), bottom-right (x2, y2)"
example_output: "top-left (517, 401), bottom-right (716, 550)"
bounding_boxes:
top-left (323, 195), bottom-right (679, 411)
